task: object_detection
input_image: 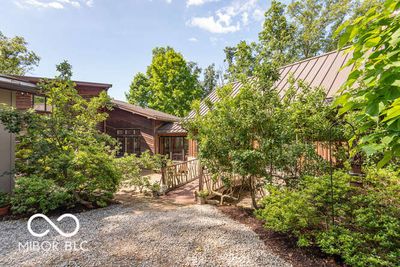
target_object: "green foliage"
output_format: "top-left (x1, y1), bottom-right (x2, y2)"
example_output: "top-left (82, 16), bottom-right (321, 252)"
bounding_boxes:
top-left (0, 31), bottom-right (40, 75)
top-left (334, 0), bottom-right (400, 166)
top-left (186, 69), bottom-right (337, 206)
top-left (287, 0), bottom-right (351, 58)
top-left (0, 62), bottom-right (120, 213)
top-left (259, 0), bottom-right (298, 65)
top-left (0, 192), bottom-right (10, 208)
top-left (11, 176), bottom-right (72, 215)
top-left (197, 190), bottom-right (209, 198)
top-left (114, 153), bottom-right (149, 193)
top-left (149, 182), bottom-right (161, 193)
top-left (257, 169), bottom-right (400, 267)
top-left (223, 0), bottom-right (375, 81)
top-left (126, 72), bottom-right (150, 107)
top-left (126, 46), bottom-right (203, 117)
top-left (202, 63), bottom-right (220, 97)
top-left (224, 41), bottom-right (258, 82)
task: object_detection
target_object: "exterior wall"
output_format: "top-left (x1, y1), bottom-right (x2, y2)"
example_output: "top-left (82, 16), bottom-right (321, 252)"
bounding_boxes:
top-left (0, 89), bottom-right (16, 193)
top-left (15, 85), bottom-right (105, 110)
top-left (16, 91), bottom-right (33, 110)
top-left (106, 108), bottom-right (160, 154)
top-left (188, 139), bottom-right (198, 159)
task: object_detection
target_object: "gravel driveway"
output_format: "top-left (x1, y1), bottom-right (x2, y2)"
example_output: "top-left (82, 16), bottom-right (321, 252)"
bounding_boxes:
top-left (0, 202), bottom-right (291, 267)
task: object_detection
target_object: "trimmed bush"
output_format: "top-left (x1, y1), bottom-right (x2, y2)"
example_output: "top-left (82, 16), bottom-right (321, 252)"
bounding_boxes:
top-left (257, 169), bottom-right (400, 267)
top-left (11, 176), bottom-right (72, 215)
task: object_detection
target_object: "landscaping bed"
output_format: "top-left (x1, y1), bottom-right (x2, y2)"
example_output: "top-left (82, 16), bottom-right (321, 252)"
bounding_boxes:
top-left (218, 205), bottom-right (345, 267)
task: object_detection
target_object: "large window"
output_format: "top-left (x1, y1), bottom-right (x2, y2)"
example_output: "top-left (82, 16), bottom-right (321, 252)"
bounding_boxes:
top-left (33, 95), bottom-right (51, 112)
top-left (116, 129), bottom-right (140, 156)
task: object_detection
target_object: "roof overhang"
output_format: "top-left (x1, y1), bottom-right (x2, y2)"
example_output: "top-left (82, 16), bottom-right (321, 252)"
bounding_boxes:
top-left (0, 75), bottom-right (38, 93)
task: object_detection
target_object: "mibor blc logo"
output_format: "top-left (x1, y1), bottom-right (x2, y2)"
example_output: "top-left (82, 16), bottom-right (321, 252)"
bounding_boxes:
top-left (19, 213), bottom-right (88, 252)
top-left (27, 213), bottom-right (80, 238)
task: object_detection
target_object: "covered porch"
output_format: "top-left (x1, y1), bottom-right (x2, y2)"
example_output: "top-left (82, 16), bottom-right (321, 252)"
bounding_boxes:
top-left (156, 121), bottom-right (196, 162)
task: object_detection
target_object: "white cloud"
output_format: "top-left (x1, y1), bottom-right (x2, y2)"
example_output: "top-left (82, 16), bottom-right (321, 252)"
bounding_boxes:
top-left (15, 0), bottom-right (94, 9)
top-left (186, 0), bottom-right (218, 7)
top-left (165, 0), bottom-right (172, 3)
top-left (253, 8), bottom-right (265, 22)
top-left (187, 0), bottom-right (262, 34)
top-left (188, 37), bottom-right (198, 42)
top-left (241, 12), bottom-right (249, 26)
top-left (189, 16), bottom-right (240, 34)
top-left (85, 0), bottom-right (93, 7)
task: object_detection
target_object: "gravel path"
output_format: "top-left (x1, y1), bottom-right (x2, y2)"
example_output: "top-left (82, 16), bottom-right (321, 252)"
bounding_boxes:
top-left (0, 203), bottom-right (291, 267)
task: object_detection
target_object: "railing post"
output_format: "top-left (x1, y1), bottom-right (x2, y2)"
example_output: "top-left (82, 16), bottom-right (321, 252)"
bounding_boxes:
top-left (198, 160), bottom-right (204, 191)
top-left (161, 159), bottom-right (167, 186)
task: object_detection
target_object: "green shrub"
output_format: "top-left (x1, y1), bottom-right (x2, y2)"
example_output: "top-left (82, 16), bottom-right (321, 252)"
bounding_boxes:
top-left (11, 176), bottom-right (72, 215)
top-left (114, 153), bottom-right (149, 192)
top-left (0, 192), bottom-right (10, 208)
top-left (257, 169), bottom-right (400, 267)
top-left (71, 147), bottom-right (120, 206)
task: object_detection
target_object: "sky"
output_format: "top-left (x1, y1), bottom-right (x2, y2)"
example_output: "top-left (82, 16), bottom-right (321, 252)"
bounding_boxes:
top-left (1, 0), bottom-right (284, 100)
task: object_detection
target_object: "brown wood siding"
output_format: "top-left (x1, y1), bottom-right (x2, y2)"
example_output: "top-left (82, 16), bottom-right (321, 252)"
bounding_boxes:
top-left (188, 139), bottom-right (198, 158)
top-left (16, 92), bottom-right (33, 110)
top-left (106, 108), bottom-right (157, 154)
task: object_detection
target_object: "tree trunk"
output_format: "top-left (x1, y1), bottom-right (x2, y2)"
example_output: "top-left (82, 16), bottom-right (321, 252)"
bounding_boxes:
top-left (250, 176), bottom-right (258, 209)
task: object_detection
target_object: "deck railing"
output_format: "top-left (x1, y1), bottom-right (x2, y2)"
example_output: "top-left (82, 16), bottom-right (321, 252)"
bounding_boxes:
top-left (161, 159), bottom-right (201, 191)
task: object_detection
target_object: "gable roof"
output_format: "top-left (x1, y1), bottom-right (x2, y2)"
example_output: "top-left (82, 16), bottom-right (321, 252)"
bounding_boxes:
top-left (111, 99), bottom-right (181, 122)
top-left (187, 48), bottom-right (354, 119)
top-left (157, 121), bottom-right (187, 134)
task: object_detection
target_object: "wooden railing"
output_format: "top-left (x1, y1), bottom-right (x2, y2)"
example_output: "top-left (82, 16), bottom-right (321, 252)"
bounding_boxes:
top-left (201, 168), bottom-right (267, 204)
top-left (161, 159), bottom-right (201, 191)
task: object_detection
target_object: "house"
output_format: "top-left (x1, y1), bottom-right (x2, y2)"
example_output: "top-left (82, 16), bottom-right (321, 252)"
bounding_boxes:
top-left (0, 74), bottom-right (191, 193)
top-left (105, 100), bottom-right (188, 160)
top-left (170, 48), bottom-right (355, 160)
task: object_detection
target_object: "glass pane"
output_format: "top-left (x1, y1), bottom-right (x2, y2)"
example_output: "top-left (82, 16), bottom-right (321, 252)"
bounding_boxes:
top-left (134, 137), bottom-right (140, 153)
top-left (33, 95), bottom-right (46, 111)
top-left (126, 138), bottom-right (134, 153)
top-left (117, 130), bottom-right (124, 135)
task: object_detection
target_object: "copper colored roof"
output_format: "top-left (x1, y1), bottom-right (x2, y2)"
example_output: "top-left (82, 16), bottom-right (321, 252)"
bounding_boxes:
top-left (187, 48), bottom-right (353, 119)
top-left (157, 121), bottom-right (187, 134)
top-left (111, 99), bottom-right (181, 122)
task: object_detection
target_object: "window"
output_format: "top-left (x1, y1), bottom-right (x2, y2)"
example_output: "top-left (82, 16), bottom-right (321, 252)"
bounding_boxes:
top-left (116, 129), bottom-right (140, 156)
top-left (33, 95), bottom-right (51, 112)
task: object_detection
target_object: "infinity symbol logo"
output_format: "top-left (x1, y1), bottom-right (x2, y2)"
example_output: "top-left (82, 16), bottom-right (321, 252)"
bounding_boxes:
top-left (27, 214), bottom-right (80, 238)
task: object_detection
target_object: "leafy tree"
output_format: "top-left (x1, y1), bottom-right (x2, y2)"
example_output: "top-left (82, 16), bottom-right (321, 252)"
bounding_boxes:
top-left (0, 62), bottom-right (120, 211)
top-left (0, 31), bottom-right (40, 75)
top-left (222, 0), bottom-right (376, 81)
top-left (335, 0), bottom-right (400, 166)
top-left (287, 0), bottom-right (352, 58)
top-left (202, 63), bottom-right (220, 97)
top-left (258, 0), bottom-right (298, 65)
top-left (126, 46), bottom-right (203, 117)
top-left (187, 68), bottom-right (336, 207)
top-left (126, 72), bottom-right (150, 107)
top-left (223, 41), bottom-right (258, 82)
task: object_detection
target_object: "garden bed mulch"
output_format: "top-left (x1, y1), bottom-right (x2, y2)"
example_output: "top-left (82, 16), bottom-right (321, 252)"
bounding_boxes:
top-left (217, 205), bottom-right (346, 267)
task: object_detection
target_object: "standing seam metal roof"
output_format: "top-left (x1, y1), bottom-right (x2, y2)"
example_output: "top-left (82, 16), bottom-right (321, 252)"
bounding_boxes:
top-left (187, 48), bottom-right (354, 119)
